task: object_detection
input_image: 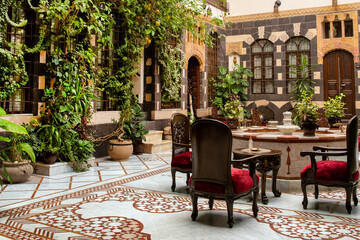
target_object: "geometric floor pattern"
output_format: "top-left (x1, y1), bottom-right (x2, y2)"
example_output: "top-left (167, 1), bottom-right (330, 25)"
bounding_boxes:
top-left (0, 152), bottom-right (359, 239)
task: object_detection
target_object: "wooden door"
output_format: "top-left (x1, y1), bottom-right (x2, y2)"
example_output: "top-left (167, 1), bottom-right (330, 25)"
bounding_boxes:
top-left (324, 50), bottom-right (355, 119)
top-left (188, 56), bottom-right (200, 111)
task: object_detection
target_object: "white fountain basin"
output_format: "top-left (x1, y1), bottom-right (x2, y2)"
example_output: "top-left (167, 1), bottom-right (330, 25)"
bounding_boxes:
top-left (277, 125), bottom-right (300, 135)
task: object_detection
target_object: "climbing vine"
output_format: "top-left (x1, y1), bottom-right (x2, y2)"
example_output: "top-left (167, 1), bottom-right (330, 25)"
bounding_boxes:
top-left (157, 40), bottom-right (185, 102)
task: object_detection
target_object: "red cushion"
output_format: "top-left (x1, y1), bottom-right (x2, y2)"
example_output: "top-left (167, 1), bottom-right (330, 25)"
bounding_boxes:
top-left (191, 168), bottom-right (259, 194)
top-left (301, 160), bottom-right (359, 182)
top-left (171, 151), bottom-right (192, 169)
top-left (358, 137), bottom-right (360, 149)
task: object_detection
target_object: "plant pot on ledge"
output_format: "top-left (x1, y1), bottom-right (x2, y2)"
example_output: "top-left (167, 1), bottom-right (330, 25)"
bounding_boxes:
top-left (108, 139), bottom-right (133, 160)
top-left (301, 121), bottom-right (318, 136)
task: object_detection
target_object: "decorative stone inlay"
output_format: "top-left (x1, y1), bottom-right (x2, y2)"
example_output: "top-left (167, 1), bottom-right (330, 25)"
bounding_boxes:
top-left (146, 76), bottom-right (152, 84)
top-left (277, 87), bottom-right (283, 94)
top-left (356, 101), bottom-right (360, 109)
top-left (276, 45), bottom-right (282, 52)
top-left (38, 76), bottom-right (45, 89)
top-left (305, 29), bottom-right (317, 40)
top-left (243, 61), bottom-right (247, 67)
top-left (358, 85), bottom-right (360, 94)
top-left (246, 36), bottom-right (255, 45)
top-left (276, 59), bottom-right (281, 66)
top-left (40, 51), bottom-right (46, 63)
top-left (315, 86), bottom-right (320, 94)
top-left (255, 99), bottom-right (270, 107)
top-left (357, 70), bottom-right (360, 78)
top-left (279, 32), bottom-right (289, 43)
top-left (313, 71), bottom-right (321, 80)
top-left (258, 26), bottom-right (265, 39)
top-left (293, 23), bottom-right (301, 36)
top-left (278, 73), bottom-right (282, 80)
top-left (146, 58), bottom-right (152, 66)
top-left (226, 41), bottom-right (243, 56)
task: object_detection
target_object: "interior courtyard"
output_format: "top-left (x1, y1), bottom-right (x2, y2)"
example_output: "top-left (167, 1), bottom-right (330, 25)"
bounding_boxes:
top-left (1, 0), bottom-right (360, 239)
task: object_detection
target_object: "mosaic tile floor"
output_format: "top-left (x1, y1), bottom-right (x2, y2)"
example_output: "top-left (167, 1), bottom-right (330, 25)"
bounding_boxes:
top-left (0, 151), bottom-right (359, 240)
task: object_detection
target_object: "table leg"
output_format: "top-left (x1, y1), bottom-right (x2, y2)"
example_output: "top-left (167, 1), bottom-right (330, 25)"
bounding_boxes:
top-left (272, 167), bottom-right (281, 197)
top-left (261, 171), bottom-right (268, 204)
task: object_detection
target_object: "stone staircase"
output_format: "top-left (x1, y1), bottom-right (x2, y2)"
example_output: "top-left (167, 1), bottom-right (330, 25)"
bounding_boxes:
top-left (143, 130), bottom-right (172, 154)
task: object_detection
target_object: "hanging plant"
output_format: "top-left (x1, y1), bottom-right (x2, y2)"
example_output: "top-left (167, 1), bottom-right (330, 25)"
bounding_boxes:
top-left (157, 40), bottom-right (185, 103)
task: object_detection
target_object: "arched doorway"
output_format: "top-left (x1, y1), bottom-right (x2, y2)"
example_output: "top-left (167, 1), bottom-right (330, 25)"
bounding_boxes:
top-left (187, 56), bottom-right (200, 113)
top-left (324, 50), bottom-right (355, 119)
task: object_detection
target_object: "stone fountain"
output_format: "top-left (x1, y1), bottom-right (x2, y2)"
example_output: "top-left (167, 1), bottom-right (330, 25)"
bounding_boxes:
top-left (277, 111), bottom-right (300, 135)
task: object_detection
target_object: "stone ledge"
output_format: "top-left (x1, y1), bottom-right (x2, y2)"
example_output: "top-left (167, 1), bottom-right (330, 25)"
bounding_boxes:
top-left (32, 158), bottom-right (95, 176)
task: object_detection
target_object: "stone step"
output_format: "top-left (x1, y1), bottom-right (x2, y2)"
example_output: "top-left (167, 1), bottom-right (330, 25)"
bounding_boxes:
top-left (144, 130), bottom-right (163, 143)
top-left (143, 140), bottom-right (172, 154)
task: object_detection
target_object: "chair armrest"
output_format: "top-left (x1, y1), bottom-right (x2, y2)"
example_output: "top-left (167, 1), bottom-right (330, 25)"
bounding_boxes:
top-left (300, 151), bottom-right (347, 157)
top-left (172, 142), bottom-right (191, 148)
top-left (313, 146), bottom-right (346, 152)
top-left (231, 155), bottom-right (259, 164)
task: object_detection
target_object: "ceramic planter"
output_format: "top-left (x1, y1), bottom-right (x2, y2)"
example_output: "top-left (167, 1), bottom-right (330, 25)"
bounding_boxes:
top-left (108, 139), bottom-right (133, 160)
top-left (301, 121), bottom-right (319, 136)
top-left (0, 161), bottom-right (33, 183)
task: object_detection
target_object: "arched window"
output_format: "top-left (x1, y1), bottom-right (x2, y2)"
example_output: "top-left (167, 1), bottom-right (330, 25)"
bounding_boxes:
top-left (286, 37), bottom-right (310, 94)
top-left (251, 40), bottom-right (274, 94)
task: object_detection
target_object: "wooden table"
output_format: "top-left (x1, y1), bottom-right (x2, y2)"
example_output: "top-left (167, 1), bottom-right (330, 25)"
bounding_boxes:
top-left (233, 148), bottom-right (282, 204)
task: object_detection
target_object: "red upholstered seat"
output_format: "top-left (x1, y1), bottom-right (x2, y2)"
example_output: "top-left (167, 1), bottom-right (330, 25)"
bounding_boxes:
top-left (358, 136), bottom-right (360, 149)
top-left (192, 168), bottom-right (259, 194)
top-left (301, 160), bottom-right (359, 182)
top-left (171, 151), bottom-right (192, 169)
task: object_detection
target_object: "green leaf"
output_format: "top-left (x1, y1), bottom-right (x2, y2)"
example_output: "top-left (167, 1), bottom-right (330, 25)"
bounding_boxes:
top-left (0, 108), bottom-right (6, 116)
top-left (0, 119), bottom-right (28, 135)
top-left (0, 136), bottom-right (10, 142)
top-left (17, 143), bottom-right (36, 162)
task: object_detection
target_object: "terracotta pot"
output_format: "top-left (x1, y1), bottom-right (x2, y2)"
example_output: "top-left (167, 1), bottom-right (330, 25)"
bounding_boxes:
top-left (108, 139), bottom-right (133, 160)
top-left (0, 161), bottom-right (33, 183)
top-left (301, 121), bottom-right (319, 136)
top-left (328, 117), bottom-right (342, 128)
top-left (43, 152), bottom-right (58, 164)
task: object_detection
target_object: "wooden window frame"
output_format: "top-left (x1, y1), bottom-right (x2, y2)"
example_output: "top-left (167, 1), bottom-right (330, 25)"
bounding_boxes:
top-left (251, 40), bottom-right (274, 94)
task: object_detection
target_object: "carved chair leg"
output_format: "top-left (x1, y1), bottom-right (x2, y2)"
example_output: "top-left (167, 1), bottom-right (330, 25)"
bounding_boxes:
top-left (301, 182), bottom-right (308, 209)
top-left (186, 173), bottom-right (190, 186)
top-left (314, 184), bottom-right (319, 199)
top-left (252, 185), bottom-right (259, 218)
top-left (209, 198), bottom-right (214, 210)
top-left (353, 185), bottom-right (358, 206)
top-left (345, 186), bottom-right (353, 214)
top-left (226, 196), bottom-right (234, 228)
top-left (171, 169), bottom-right (176, 192)
top-left (190, 191), bottom-right (198, 221)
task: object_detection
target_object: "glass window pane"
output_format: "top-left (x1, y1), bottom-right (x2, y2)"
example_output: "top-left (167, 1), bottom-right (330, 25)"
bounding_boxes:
top-left (265, 67), bottom-right (272, 79)
top-left (299, 40), bottom-right (310, 51)
top-left (252, 43), bottom-right (262, 53)
top-left (254, 68), bottom-right (261, 79)
top-left (289, 53), bottom-right (297, 65)
top-left (265, 55), bottom-right (272, 66)
top-left (333, 21), bottom-right (342, 38)
top-left (287, 81), bottom-right (293, 93)
top-left (324, 21), bottom-right (330, 39)
top-left (253, 81), bottom-right (261, 93)
top-left (265, 81), bottom-right (274, 93)
top-left (254, 55), bottom-right (261, 67)
top-left (264, 42), bottom-right (273, 52)
top-left (287, 41), bottom-right (297, 51)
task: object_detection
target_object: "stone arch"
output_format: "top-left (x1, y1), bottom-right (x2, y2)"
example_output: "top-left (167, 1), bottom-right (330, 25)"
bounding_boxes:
top-left (320, 45), bottom-right (359, 64)
top-left (185, 51), bottom-right (205, 72)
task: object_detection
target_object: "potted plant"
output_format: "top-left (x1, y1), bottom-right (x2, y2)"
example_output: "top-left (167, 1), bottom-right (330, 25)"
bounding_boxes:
top-left (0, 107), bottom-right (35, 184)
top-left (222, 97), bottom-right (244, 129)
top-left (294, 91), bottom-right (319, 136)
top-left (124, 104), bottom-right (149, 154)
top-left (323, 93), bottom-right (346, 128)
top-left (108, 105), bottom-right (134, 160)
top-left (211, 64), bottom-right (252, 119)
top-left (36, 124), bottom-right (62, 164)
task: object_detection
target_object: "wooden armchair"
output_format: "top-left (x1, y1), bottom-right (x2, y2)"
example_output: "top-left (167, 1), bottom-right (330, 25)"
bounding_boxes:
top-left (251, 108), bottom-right (262, 126)
top-left (189, 119), bottom-right (259, 228)
top-left (170, 113), bottom-right (192, 192)
top-left (300, 115), bottom-right (359, 213)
